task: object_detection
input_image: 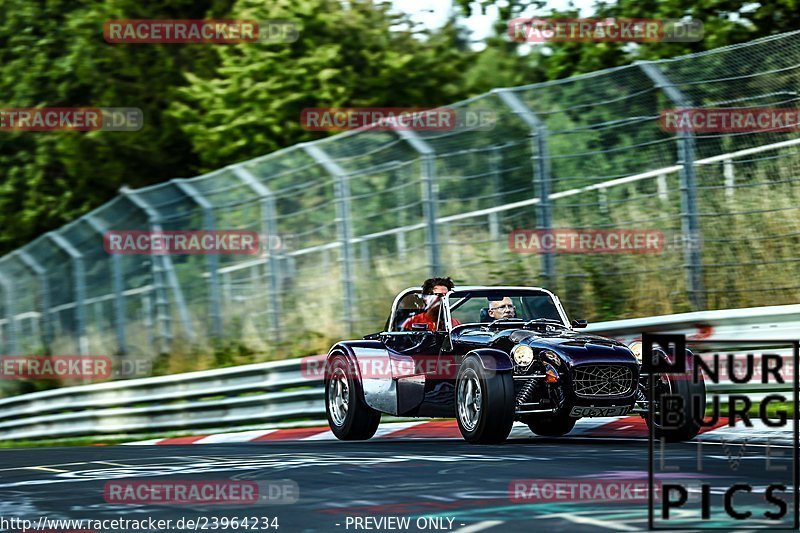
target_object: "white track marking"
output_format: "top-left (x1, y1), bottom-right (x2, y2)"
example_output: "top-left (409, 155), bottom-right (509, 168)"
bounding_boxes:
top-left (193, 429), bottom-right (278, 444)
top-left (25, 466), bottom-right (68, 473)
top-left (303, 430), bottom-right (336, 440)
top-left (372, 421), bottom-right (430, 438)
top-left (92, 461), bottom-right (130, 467)
top-left (539, 512), bottom-right (641, 531)
top-left (452, 520), bottom-right (505, 532)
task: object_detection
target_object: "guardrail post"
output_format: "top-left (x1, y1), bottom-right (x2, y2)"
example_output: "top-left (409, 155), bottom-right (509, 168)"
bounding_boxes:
top-left (393, 128), bottom-right (441, 276)
top-left (45, 232), bottom-right (89, 355)
top-left (396, 231), bottom-right (407, 261)
top-left (14, 250), bottom-right (52, 353)
top-left (231, 166), bottom-right (282, 339)
top-left (638, 61), bottom-right (705, 310)
top-left (723, 159), bottom-right (735, 200)
top-left (657, 174), bottom-right (669, 202)
top-left (173, 179), bottom-right (223, 338)
top-left (0, 264), bottom-right (17, 354)
top-left (85, 216), bottom-right (127, 355)
top-left (496, 89), bottom-right (555, 285)
top-left (120, 187), bottom-right (196, 349)
top-left (301, 144), bottom-right (356, 334)
top-left (598, 187), bottom-right (609, 215)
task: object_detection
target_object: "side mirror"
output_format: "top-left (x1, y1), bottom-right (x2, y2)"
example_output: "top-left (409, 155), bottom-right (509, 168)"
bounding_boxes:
top-left (411, 323), bottom-right (430, 331)
top-left (572, 319), bottom-right (588, 328)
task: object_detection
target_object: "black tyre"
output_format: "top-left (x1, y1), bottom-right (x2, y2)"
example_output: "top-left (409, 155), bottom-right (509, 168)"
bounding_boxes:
top-left (456, 356), bottom-right (514, 444)
top-left (325, 353), bottom-right (381, 440)
top-left (527, 416), bottom-right (577, 437)
top-left (645, 349), bottom-right (707, 442)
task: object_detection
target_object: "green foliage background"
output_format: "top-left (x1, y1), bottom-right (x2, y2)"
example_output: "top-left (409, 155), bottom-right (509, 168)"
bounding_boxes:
top-left (1, 0), bottom-right (794, 256)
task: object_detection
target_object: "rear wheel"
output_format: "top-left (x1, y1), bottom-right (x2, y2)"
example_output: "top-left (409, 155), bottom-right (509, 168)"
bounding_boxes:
top-left (526, 416), bottom-right (576, 437)
top-left (456, 356), bottom-right (514, 444)
top-left (325, 354), bottom-right (381, 440)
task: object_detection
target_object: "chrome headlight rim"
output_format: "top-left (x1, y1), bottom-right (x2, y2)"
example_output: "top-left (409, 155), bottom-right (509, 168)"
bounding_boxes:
top-left (511, 344), bottom-right (534, 367)
top-left (629, 341), bottom-right (643, 365)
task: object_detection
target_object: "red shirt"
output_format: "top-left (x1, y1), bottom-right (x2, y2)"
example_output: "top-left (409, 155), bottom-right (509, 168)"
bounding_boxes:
top-left (401, 311), bottom-right (461, 331)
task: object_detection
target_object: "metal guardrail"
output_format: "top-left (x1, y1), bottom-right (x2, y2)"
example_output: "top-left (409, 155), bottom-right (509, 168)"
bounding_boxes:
top-left (0, 357), bottom-right (325, 441)
top-left (0, 306), bottom-right (795, 441)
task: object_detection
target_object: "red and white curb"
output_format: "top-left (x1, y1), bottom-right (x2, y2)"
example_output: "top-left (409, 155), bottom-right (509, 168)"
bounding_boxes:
top-left (124, 417), bottom-right (791, 445)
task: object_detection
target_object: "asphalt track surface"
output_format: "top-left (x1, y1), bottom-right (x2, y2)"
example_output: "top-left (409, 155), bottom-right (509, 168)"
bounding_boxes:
top-left (0, 435), bottom-right (796, 532)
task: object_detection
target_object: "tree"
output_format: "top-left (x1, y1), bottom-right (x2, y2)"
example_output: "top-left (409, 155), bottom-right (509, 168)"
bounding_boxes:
top-left (0, 0), bottom-right (227, 255)
top-left (168, 0), bottom-right (475, 170)
top-left (458, 0), bottom-right (800, 81)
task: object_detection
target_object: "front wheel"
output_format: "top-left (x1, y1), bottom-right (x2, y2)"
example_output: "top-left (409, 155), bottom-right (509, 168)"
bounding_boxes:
top-left (456, 356), bottom-right (514, 444)
top-left (644, 349), bottom-right (707, 442)
top-left (526, 416), bottom-right (576, 437)
top-left (325, 353), bottom-right (381, 440)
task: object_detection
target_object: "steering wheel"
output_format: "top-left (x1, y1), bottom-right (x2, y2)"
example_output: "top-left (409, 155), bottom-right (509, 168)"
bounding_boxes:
top-left (524, 318), bottom-right (565, 327)
top-left (396, 330), bottom-right (439, 354)
top-left (484, 317), bottom-right (525, 329)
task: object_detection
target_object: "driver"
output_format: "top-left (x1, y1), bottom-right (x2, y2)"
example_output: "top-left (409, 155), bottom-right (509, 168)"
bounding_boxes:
top-left (488, 297), bottom-right (516, 320)
top-left (402, 277), bottom-right (461, 331)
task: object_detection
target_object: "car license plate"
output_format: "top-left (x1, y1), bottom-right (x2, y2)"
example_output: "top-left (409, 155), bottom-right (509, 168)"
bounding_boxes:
top-left (570, 405), bottom-right (630, 417)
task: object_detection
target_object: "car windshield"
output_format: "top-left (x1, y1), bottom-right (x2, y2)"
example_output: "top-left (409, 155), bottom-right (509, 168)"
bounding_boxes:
top-left (448, 289), bottom-right (565, 326)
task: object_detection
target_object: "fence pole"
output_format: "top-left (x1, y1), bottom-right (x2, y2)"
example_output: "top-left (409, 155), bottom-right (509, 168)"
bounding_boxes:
top-left (489, 145), bottom-right (503, 240)
top-left (14, 250), bottom-right (52, 353)
top-left (231, 166), bottom-right (282, 340)
top-left (173, 179), bottom-right (223, 338)
top-left (120, 187), bottom-right (196, 349)
top-left (141, 291), bottom-right (155, 351)
top-left (638, 61), bottom-right (705, 310)
top-left (45, 232), bottom-right (89, 355)
top-left (496, 89), bottom-right (554, 285)
top-left (0, 265), bottom-right (17, 355)
top-left (84, 216), bottom-right (127, 355)
top-left (301, 144), bottom-right (355, 335)
top-left (393, 128), bottom-right (441, 276)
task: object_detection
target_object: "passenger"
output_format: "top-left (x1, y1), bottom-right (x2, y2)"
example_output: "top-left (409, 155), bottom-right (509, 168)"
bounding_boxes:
top-left (402, 277), bottom-right (461, 331)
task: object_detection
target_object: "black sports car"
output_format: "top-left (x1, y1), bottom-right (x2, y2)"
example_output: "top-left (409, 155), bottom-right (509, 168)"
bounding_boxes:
top-left (324, 286), bottom-right (706, 444)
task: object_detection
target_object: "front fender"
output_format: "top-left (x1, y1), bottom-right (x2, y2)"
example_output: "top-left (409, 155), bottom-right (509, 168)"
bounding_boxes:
top-left (465, 348), bottom-right (514, 372)
top-left (326, 340), bottom-right (385, 382)
top-left (328, 340), bottom-right (398, 415)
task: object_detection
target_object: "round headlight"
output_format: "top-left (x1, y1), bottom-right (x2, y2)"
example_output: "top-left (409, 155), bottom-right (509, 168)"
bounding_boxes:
top-left (511, 345), bottom-right (534, 366)
top-left (629, 341), bottom-right (643, 365)
top-left (541, 350), bottom-right (561, 366)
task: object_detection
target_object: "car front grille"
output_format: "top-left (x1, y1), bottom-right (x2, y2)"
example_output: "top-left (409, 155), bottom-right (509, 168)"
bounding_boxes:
top-left (573, 365), bottom-right (634, 398)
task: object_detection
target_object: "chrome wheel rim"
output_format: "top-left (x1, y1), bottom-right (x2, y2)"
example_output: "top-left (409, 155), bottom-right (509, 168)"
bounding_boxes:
top-left (653, 373), bottom-right (674, 429)
top-left (457, 368), bottom-right (482, 432)
top-left (328, 367), bottom-right (349, 427)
